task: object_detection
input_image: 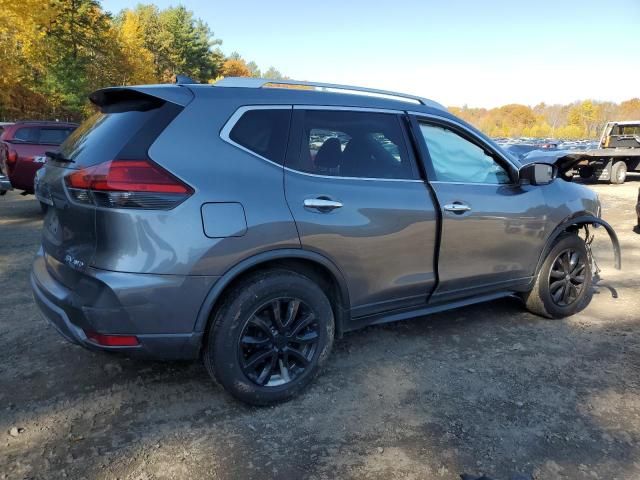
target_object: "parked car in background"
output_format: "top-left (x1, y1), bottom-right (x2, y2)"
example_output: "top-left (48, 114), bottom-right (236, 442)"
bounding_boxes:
top-left (0, 121), bottom-right (77, 196)
top-left (31, 78), bottom-right (620, 405)
top-left (0, 123), bottom-right (13, 194)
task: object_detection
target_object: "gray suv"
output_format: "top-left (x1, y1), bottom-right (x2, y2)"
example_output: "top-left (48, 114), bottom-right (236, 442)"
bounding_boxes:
top-left (31, 78), bottom-right (621, 405)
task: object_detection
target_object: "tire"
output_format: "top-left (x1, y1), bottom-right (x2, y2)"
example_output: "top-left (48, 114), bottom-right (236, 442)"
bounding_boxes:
top-left (204, 269), bottom-right (334, 405)
top-left (523, 234), bottom-right (593, 319)
top-left (578, 166), bottom-right (595, 180)
top-left (610, 161), bottom-right (627, 184)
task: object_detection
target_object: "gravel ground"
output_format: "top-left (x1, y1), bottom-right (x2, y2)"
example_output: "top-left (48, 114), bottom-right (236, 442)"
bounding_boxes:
top-left (1, 180), bottom-right (639, 480)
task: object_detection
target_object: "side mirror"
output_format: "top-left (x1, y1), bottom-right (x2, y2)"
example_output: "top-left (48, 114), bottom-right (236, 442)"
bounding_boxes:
top-left (519, 162), bottom-right (556, 186)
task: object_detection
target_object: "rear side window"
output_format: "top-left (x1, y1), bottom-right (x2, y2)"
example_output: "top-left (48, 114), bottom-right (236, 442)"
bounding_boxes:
top-left (288, 110), bottom-right (418, 180)
top-left (13, 127), bottom-right (75, 145)
top-left (228, 108), bottom-right (292, 165)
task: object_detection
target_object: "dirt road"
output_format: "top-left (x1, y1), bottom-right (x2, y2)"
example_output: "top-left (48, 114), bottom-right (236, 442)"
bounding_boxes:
top-left (1, 181), bottom-right (639, 479)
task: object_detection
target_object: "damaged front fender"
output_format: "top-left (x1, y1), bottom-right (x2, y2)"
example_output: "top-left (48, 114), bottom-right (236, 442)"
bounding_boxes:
top-left (539, 215), bottom-right (621, 273)
top-left (587, 217), bottom-right (622, 270)
top-left (519, 150), bottom-right (595, 180)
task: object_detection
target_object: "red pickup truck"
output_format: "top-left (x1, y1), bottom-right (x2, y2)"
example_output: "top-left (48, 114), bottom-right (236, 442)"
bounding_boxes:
top-left (0, 121), bottom-right (77, 195)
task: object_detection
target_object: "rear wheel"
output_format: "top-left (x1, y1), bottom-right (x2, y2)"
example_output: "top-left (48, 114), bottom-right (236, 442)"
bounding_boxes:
top-left (610, 161), bottom-right (627, 184)
top-left (524, 234), bottom-right (592, 319)
top-left (204, 269), bottom-right (334, 405)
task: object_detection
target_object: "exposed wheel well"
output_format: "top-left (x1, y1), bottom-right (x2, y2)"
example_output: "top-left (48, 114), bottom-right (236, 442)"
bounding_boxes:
top-left (533, 215), bottom-right (621, 282)
top-left (201, 257), bottom-right (349, 354)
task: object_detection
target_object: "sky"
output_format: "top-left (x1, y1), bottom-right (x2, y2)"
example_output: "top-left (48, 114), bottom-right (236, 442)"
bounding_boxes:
top-left (100, 0), bottom-right (640, 108)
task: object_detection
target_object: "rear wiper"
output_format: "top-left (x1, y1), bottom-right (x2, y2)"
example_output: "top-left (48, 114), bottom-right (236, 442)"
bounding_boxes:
top-left (45, 151), bottom-right (74, 163)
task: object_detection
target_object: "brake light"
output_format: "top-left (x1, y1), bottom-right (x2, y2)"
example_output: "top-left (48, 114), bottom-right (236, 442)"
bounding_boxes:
top-left (65, 159), bottom-right (193, 209)
top-left (6, 150), bottom-right (17, 165)
top-left (85, 330), bottom-right (139, 347)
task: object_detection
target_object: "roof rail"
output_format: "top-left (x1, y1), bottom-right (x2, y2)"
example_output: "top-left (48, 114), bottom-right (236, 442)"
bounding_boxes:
top-left (213, 77), bottom-right (445, 110)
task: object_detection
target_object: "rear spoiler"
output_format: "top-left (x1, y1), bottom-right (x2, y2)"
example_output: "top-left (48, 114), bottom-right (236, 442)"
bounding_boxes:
top-left (89, 85), bottom-right (194, 110)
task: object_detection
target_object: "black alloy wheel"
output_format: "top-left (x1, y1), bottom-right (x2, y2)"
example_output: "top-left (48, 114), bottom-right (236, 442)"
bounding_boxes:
top-left (548, 248), bottom-right (587, 307)
top-left (238, 298), bottom-right (320, 387)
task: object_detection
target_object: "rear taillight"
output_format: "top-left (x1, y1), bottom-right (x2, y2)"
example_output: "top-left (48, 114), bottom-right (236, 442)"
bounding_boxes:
top-left (6, 150), bottom-right (17, 166)
top-left (65, 159), bottom-right (193, 210)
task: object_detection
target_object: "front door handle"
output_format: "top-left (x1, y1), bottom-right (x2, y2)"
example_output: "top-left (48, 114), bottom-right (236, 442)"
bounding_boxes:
top-left (443, 202), bottom-right (471, 214)
top-left (304, 198), bottom-right (343, 212)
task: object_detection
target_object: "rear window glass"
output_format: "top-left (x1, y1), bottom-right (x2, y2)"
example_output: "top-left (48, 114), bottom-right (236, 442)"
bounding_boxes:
top-left (228, 109), bottom-right (292, 165)
top-left (60, 110), bottom-right (158, 167)
top-left (612, 125), bottom-right (640, 136)
top-left (13, 127), bottom-right (75, 145)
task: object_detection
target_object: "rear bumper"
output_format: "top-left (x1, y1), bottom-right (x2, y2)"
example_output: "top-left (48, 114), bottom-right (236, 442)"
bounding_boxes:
top-left (30, 250), bottom-right (218, 359)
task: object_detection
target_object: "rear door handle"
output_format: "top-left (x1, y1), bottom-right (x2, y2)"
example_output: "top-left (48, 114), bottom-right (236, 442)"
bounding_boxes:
top-left (443, 202), bottom-right (471, 213)
top-left (304, 198), bottom-right (343, 212)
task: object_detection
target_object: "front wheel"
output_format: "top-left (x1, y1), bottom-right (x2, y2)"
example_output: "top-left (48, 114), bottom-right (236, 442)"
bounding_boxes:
top-left (524, 234), bottom-right (593, 319)
top-left (578, 165), bottom-right (595, 181)
top-left (204, 269), bottom-right (334, 405)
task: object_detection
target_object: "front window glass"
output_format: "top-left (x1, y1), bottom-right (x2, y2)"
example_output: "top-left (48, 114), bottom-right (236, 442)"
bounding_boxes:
top-left (420, 124), bottom-right (511, 184)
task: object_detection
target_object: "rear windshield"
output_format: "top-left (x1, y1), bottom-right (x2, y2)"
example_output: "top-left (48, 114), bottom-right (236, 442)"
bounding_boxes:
top-left (59, 108), bottom-right (165, 168)
top-left (13, 126), bottom-right (75, 145)
top-left (611, 125), bottom-right (640, 136)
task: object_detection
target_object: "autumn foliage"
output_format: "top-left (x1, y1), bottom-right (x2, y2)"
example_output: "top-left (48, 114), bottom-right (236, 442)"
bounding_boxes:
top-left (0, 0), bottom-right (286, 121)
top-left (450, 99), bottom-right (640, 139)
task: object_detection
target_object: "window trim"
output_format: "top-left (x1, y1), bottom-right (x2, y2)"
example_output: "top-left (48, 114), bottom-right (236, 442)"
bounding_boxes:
top-left (409, 112), bottom-right (520, 186)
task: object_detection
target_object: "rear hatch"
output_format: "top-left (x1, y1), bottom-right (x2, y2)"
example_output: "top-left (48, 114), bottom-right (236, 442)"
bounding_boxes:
top-left (39, 86), bottom-right (193, 286)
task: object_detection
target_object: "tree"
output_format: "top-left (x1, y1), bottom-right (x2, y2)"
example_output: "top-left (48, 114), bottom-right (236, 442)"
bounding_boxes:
top-left (536, 103), bottom-right (568, 136)
top-left (448, 99), bottom-right (640, 140)
top-left (114, 10), bottom-right (157, 85)
top-left (0, 0), bottom-right (54, 118)
top-left (567, 100), bottom-right (603, 138)
top-left (161, 7), bottom-right (221, 81)
top-left (0, 1), bottom-right (286, 119)
top-left (618, 98), bottom-right (640, 120)
top-left (246, 61), bottom-right (261, 78)
top-left (37, 0), bottom-right (116, 117)
top-left (263, 67), bottom-right (287, 80)
top-left (119, 5), bottom-right (222, 83)
top-left (221, 58), bottom-right (251, 77)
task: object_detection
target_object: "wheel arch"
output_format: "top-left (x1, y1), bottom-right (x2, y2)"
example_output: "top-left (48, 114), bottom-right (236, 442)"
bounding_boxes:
top-left (534, 213), bottom-right (621, 278)
top-left (193, 249), bottom-right (351, 343)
